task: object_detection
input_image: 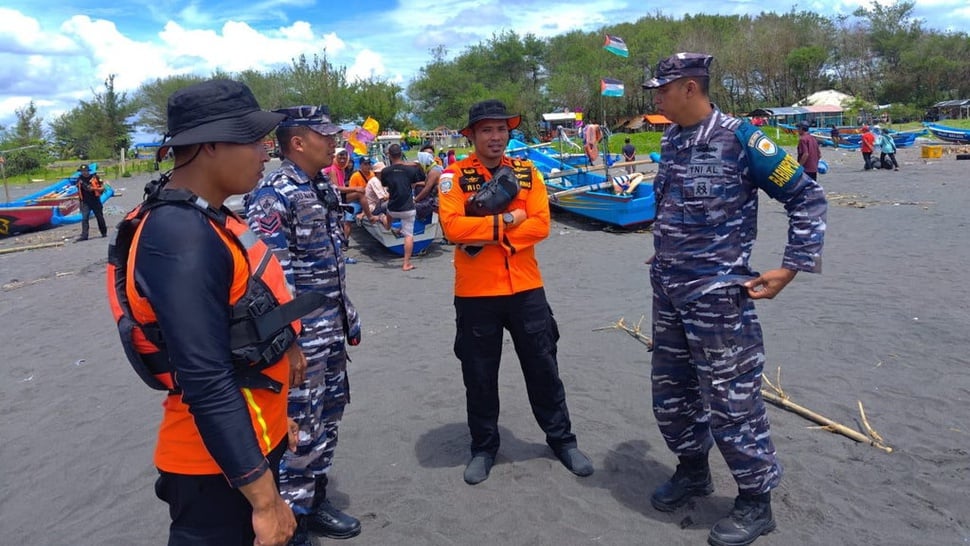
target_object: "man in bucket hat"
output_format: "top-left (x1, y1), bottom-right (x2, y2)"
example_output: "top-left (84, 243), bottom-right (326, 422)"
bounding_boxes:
top-left (111, 79), bottom-right (300, 546)
top-left (641, 54), bottom-right (827, 546)
top-left (439, 99), bottom-right (594, 485)
top-left (245, 105), bottom-right (363, 545)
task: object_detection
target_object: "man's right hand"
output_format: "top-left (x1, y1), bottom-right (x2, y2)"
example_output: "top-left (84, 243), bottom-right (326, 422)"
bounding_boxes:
top-left (251, 493), bottom-right (296, 546)
top-left (242, 471), bottom-right (296, 546)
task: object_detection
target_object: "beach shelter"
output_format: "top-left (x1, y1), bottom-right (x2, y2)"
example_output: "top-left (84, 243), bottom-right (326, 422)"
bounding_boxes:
top-left (792, 90), bottom-right (851, 127)
top-left (644, 114), bottom-right (672, 131)
top-left (795, 89), bottom-right (854, 107)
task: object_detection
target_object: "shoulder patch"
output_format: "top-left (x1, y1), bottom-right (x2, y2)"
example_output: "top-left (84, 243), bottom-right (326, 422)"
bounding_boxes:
top-left (750, 132), bottom-right (777, 156)
top-left (439, 173), bottom-right (454, 194)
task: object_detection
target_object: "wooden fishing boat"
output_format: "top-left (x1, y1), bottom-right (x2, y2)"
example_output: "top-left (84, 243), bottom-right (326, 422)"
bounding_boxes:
top-left (924, 122), bottom-right (970, 144)
top-left (357, 213), bottom-right (440, 256)
top-left (803, 126), bottom-right (922, 149)
top-left (0, 163), bottom-right (114, 236)
top-left (506, 139), bottom-right (656, 227)
top-left (0, 205), bottom-right (57, 237)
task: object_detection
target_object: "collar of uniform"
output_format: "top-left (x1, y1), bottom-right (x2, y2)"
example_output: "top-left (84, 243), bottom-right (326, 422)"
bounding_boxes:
top-left (466, 152), bottom-right (517, 172)
top-left (274, 158), bottom-right (318, 186)
top-left (669, 108), bottom-right (722, 151)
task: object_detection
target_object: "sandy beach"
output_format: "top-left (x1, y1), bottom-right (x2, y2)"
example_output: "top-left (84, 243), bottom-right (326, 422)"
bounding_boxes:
top-left (1, 144), bottom-right (968, 545)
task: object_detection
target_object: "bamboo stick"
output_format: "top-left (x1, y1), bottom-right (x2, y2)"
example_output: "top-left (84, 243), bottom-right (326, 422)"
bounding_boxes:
top-left (0, 241), bottom-right (65, 255)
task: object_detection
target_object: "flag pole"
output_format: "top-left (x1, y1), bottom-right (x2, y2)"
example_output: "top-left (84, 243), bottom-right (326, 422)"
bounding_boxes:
top-left (602, 100), bottom-right (609, 180)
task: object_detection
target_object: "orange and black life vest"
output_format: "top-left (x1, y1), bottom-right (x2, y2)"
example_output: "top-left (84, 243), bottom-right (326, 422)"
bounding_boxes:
top-left (106, 189), bottom-right (330, 394)
top-left (78, 173), bottom-right (104, 198)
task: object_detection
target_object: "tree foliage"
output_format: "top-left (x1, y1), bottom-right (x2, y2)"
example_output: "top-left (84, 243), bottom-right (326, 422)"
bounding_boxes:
top-left (15, 0), bottom-right (970, 166)
top-left (46, 75), bottom-right (137, 160)
top-left (0, 101), bottom-right (51, 175)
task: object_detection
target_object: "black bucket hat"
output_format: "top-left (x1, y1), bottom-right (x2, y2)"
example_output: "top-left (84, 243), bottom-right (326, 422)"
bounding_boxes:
top-left (460, 99), bottom-right (521, 137)
top-left (157, 79), bottom-right (285, 160)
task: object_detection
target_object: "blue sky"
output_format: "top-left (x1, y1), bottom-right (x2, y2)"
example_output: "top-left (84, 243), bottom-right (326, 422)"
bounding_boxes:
top-left (1, 0), bottom-right (968, 138)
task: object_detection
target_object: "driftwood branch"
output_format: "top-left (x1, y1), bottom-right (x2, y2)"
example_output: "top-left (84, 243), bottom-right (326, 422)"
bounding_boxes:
top-left (600, 316), bottom-right (892, 453)
top-left (761, 367), bottom-right (892, 453)
top-left (594, 315), bottom-right (653, 350)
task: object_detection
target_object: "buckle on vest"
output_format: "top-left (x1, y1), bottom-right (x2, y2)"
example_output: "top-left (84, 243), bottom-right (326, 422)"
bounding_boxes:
top-left (260, 329), bottom-right (295, 366)
top-left (246, 293), bottom-right (276, 318)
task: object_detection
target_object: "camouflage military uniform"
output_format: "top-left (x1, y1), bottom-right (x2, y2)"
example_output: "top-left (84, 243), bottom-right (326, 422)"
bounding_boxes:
top-left (246, 159), bottom-right (361, 515)
top-left (650, 108), bottom-right (827, 496)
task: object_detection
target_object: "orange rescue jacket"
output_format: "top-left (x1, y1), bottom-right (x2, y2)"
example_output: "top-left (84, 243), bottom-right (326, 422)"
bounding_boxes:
top-left (78, 174), bottom-right (104, 198)
top-left (107, 193), bottom-right (299, 475)
top-left (439, 154), bottom-right (550, 297)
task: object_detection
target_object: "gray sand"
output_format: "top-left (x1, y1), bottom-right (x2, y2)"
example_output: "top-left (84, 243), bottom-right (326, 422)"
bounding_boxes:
top-left (1, 144), bottom-right (968, 545)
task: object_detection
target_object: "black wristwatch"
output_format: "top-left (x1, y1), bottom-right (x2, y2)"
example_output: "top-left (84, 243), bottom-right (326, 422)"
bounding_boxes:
top-left (502, 212), bottom-right (514, 226)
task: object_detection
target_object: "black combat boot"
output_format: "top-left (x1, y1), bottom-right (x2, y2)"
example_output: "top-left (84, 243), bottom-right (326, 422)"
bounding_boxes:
top-left (707, 492), bottom-right (775, 546)
top-left (650, 455), bottom-right (714, 511)
top-left (305, 476), bottom-right (361, 539)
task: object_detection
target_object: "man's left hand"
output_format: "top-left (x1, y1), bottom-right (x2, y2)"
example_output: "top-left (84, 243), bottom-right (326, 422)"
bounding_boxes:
top-left (744, 268), bottom-right (797, 299)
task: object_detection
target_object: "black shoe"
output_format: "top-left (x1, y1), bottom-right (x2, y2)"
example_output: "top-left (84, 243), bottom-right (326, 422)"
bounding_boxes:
top-left (288, 517), bottom-right (314, 546)
top-left (74, 236), bottom-right (88, 242)
top-left (708, 493), bottom-right (775, 546)
top-left (650, 456), bottom-right (714, 512)
top-left (555, 447), bottom-right (593, 477)
top-left (463, 453), bottom-right (494, 485)
top-left (305, 499), bottom-right (361, 539)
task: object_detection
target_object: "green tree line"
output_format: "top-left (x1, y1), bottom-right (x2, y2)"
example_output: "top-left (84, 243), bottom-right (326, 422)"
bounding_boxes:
top-left (2, 1), bottom-right (968, 177)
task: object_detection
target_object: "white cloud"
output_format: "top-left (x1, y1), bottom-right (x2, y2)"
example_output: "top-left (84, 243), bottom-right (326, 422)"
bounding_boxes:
top-left (0, 8), bottom-right (77, 54)
top-left (347, 49), bottom-right (387, 82)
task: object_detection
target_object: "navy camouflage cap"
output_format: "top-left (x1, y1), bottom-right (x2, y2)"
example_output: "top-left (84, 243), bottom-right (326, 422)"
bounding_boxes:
top-left (275, 105), bottom-right (343, 136)
top-left (642, 52), bottom-right (713, 89)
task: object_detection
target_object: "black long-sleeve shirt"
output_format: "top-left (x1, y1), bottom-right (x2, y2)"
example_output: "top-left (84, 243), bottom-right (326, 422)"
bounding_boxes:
top-left (135, 204), bottom-right (269, 484)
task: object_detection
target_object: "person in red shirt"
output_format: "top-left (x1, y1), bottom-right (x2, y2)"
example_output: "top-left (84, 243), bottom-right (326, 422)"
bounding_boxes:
top-left (438, 99), bottom-right (593, 485)
top-left (860, 125), bottom-right (876, 170)
top-left (796, 121), bottom-right (822, 180)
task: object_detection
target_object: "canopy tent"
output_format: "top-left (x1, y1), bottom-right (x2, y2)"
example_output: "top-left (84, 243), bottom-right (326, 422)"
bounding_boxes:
top-left (795, 89), bottom-right (854, 107)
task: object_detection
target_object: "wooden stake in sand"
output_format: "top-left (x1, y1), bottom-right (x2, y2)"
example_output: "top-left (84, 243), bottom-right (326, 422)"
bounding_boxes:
top-left (597, 317), bottom-right (893, 453)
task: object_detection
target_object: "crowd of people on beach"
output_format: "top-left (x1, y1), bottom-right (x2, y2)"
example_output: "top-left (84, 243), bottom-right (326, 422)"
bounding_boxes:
top-left (108, 48), bottom-right (828, 546)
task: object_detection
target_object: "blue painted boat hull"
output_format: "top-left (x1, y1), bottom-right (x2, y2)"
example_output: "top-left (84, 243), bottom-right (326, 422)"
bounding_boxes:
top-left (506, 140), bottom-right (656, 227)
top-left (924, 123), bottom-right (970, 144)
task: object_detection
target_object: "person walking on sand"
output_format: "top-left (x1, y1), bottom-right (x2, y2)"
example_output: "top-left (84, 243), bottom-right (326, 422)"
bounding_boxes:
top-left (75, 163), bottom-right (107, 241)
top-left (642, 53), bottom-right (827, 546)
top-left (438, 99), bottom-right (594, 485)
top-left (245, 105), bottom-right (363, 546)
top-left (796, 121), bottom-right (822, 180)
top-left (107, 79), bottom-right (301, 546)
top-left (380, 143), bottom-right (425, 271)
top-left (860, 125), bottom-right (876, 170)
